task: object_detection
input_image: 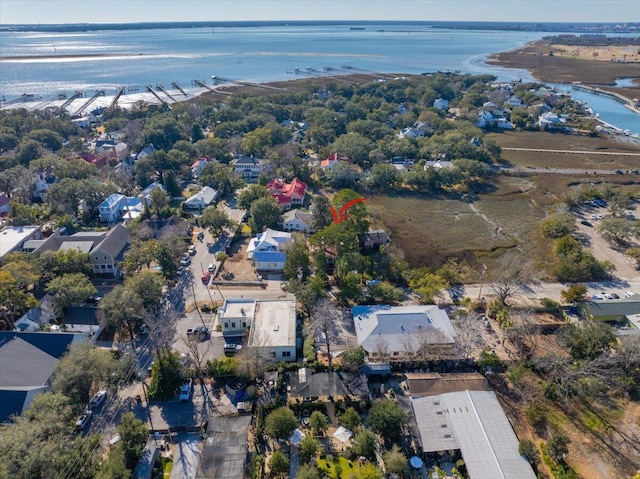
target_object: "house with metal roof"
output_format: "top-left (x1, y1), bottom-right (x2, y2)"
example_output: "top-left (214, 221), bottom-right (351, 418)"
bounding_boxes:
top-left (199, 416), bottom-right (251, 479)
top-left (266, 177), bottom-right (308, 210)
top-left (352, 305), bottom-right (457, 361)
top-left (581, 295), bottom-right (640, 323)
top-left (183, 186), bottom-right (218, 210)
top-left (98, 193), bottom-right (126, 223)
top-left (282, 208), bottom-right (313, 233)
top-left (0, 331), bottom-right (82, 423)
top-left (412, 390), bottom-right (536, 479)
top-left (246, 228), bottom-right (292, 259)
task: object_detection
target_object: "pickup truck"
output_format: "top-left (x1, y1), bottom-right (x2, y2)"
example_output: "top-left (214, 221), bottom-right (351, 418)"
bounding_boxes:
top-left (201, 271), bottom-right (211, 283)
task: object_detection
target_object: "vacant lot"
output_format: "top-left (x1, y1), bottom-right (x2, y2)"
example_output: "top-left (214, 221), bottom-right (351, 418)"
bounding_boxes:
top-left (368, 178), bottom-right (553, 278)
top-left (488, 130), bottom-right (640, 170)
top-left (370, 169), bottom-right (640, 279)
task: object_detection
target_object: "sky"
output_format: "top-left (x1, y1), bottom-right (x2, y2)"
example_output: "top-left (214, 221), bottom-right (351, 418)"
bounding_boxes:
top-left (1, 0), bottom-right (639, 25)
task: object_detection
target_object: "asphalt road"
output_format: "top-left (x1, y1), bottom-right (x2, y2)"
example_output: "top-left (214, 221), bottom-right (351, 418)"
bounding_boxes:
top-left (456, 278), bottom-right (640, 305)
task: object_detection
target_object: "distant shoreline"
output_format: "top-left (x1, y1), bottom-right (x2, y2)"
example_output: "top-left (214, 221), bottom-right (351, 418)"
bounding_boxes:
top-left (0, 53), bottom-right (146, 61)
top-left (488, 39), bottom-right (640, 100)
top-left (1, 20), bottom-right (639, 34)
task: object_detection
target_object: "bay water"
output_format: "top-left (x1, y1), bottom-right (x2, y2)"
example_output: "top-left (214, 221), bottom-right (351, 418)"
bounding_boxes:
top-left (1, 23), bottom-right (637, 134)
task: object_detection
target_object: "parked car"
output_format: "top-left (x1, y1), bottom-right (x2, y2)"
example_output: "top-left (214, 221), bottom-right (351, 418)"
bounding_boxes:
top-left (625, 291), bottom-right (635, 298)
top-left (177, 266), bottom-right (185, 275)
top-left (76, 410), bottom-right (92, 430)
top-left (580, 220), bottom-right (593, 227)
top-left (179, 379), bottom-right (193, 401)
top-left (197, 231), bottom-right (205, 241)
top-left (208, 262), bottom-right (215, 272)
top-left (201, 271), bottom-right (211, 283)
top-left (610, 293), bottom-right (620, 299)
top-left (180, 256), bottom-right (191, 267)
top-left (89, 389), bottom-right (107, 408)
top-left (224, 343), bottom-right (243, 354)
top-left (188, 245), bottom-right (196, 255)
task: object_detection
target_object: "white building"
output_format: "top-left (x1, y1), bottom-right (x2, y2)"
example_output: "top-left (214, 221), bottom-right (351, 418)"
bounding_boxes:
top-left (218, 299), bottom-right (297, 362)
top-left (282, 209), bottom-right (313, 233)
top-left (352, 305), bottom-right (457, 361)
top-left (246, 228), bottom-right (292, 259)
top-left (248, 300), bottom-right (297, 362)
top-left (138, 181), bottom-right (167, 206)
top-left (98, 193), bottom-right (126, 223)
top-left (233, 156), bottom-right (265, 183)
top-left (507, 96), bottom-right (523, 108)
top-left (183, 186), bottom-right (218, 211)
top-left (0, 225), bottom-right (42, 260)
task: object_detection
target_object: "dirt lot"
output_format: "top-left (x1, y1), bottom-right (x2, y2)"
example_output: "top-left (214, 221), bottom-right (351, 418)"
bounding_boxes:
top-left (215, 236), bottom-right (259, 282)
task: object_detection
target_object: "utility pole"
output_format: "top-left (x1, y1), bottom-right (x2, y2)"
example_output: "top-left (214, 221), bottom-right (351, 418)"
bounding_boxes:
top-left (191, 281), bottom-right (207, 329)
top-left (477, 264), bottom-right (487, 303)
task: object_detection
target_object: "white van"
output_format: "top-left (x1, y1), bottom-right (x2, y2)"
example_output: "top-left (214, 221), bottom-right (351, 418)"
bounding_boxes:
top-left (208, 263), bottom-right (215, 272)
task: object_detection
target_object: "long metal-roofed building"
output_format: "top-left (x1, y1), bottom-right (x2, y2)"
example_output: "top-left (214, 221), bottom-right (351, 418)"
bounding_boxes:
top-left (412, 390), bottom-right (536, 479)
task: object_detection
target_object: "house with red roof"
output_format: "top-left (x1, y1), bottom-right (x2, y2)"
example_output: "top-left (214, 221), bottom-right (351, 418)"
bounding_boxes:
top-left (266, 178), bottom-right (308, 210)
top-left (320, 153), bottom-right (348, 170)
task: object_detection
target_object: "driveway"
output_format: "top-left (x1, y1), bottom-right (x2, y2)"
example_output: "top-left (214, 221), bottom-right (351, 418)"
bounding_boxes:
top-left (170, 434), bottom-right (201, 479)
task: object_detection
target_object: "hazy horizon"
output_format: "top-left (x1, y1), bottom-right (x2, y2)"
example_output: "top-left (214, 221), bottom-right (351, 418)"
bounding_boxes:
top-left (2, 0), bottom-right (639, 25)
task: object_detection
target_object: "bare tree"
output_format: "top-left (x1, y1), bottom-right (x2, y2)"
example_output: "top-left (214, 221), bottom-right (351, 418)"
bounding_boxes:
top-left (451, 310), bottom-right (484, 360)
top-left (488, 254), bottom-right (534, 305)
top-left (372, 335), bottom-right (390, 362)
top-left (235, 329), bottom-right (275, 381)
top-left (310, 298), bottom-right (345, 371)
top-left (504, 310), bottom-right (541, 361)
top-left (182, 333), bottom-right (212, 385)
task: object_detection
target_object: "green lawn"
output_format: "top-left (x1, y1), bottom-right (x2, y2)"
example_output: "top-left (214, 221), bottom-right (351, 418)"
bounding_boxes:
top-left (317, 456), bottom-right (362, 479)
top-left (161, 457), bottom-right (172, 478)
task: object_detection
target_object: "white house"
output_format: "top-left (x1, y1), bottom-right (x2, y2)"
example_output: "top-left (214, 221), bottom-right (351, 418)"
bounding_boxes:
top-left (507, 96), bottom-right (523, 108)
top-left (246, 228), bottom-right (292, 259)
top-left (398, 127), bottom-right (420, 139)
top-left (183, 186), bottom-right (218, 210)
top-left (32, 172), bottom-right (58, 201)
top-left (217, 299), bottom-right (297, 361)
top-left (218, 299), bottom-right (255, 336)
top-left (538, 112), bottom-right (567, 130)
top-left (191, 157), bottom-right (216, 179)
top-left (136, 143), bottom-right (156, 161)
top-left (233, 156), bottom-right (265, 183)
top-left (433, 98), bottom-right (449, 111)
top-left (98, 193), bottom-right (126, 223)
top-left (253, 251), bottom-right (288, 272)
top-left (352, 305), bottom-right (457, 361)
top-left (282, 209), bottom-right (313, 233)
top-left (138, 181), bottom-right (167, 206)
top-left (476, 110), bottom-right (513, 129)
